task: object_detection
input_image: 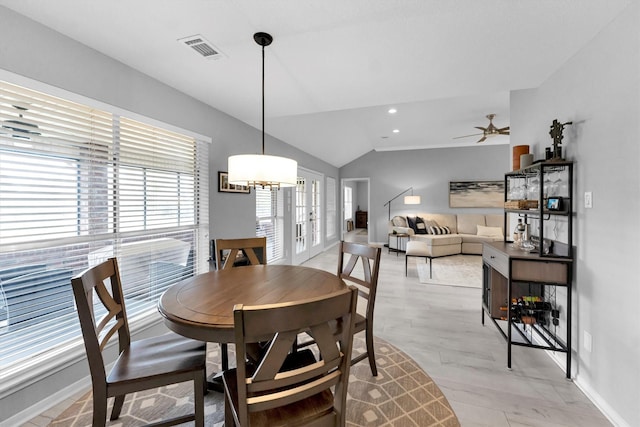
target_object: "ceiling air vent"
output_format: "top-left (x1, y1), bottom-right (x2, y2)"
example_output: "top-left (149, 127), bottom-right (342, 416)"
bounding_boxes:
top-left (178, 35), bottom-right (224, 60)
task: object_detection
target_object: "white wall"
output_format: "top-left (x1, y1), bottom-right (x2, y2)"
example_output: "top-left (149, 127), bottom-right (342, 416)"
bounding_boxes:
top-left (356, 181), bottom-right (369, 215)
top-left (510, 3), bottom-right (640, 425)
top-left (340, 145), bottom-right (509, 243)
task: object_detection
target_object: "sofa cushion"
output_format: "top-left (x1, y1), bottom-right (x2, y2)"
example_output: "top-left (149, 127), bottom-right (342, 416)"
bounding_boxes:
top-left (477, 225), bottom-right (503, 239)
top-left (457, 214), bottom-right (486, 235)
top-left (411, 234), bottom-right (461, 257)
top-left (392, 216), bottom-right (407, 227)
top-left (459, 234), bottom-right (500, 244)
top-left (485, 214), bottom-right (504, 230)
top-left (413, 234), bottom-right (461, 246)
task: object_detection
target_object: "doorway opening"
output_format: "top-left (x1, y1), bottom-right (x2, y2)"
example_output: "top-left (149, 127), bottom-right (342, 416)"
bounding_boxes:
top-left (341, 178), bottom-right (370, 244)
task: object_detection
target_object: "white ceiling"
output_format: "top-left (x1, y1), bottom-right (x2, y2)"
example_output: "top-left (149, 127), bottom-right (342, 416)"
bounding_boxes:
top-left (0, 0), bottom-right (629, 167)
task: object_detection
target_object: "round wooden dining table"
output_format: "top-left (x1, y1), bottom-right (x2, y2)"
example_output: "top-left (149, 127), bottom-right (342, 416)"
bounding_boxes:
top-left (158, 264), bottom-right (347, 344)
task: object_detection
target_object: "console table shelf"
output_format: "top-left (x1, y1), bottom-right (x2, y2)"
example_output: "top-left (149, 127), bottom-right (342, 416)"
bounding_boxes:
top-left (482, 241), bottom-right (573, 378)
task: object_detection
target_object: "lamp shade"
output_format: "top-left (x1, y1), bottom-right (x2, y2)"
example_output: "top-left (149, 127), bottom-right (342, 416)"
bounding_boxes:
top-left (228, 154), bottom-right (298, 189)
top-left (404, 195), bottom-right (421, 205)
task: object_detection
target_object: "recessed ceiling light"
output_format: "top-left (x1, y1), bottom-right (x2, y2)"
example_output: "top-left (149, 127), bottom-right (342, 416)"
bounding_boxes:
top-left (388, 108), bottom-right (397, 114)
top-left (393, 129), bottom-right (400, 133)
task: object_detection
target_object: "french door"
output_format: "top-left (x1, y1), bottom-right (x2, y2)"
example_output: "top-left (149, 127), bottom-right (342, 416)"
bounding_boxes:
top-left (292, 169), bottom-right (324, 264)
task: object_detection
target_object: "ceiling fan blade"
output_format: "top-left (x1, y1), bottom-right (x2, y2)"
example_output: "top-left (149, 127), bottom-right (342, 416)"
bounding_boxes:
top-left (476, 136), bottom-right (487, 143)
top-left (475, 126), bottom-right (487, 131)
top-left (497, 126), bottom-right (510, 132)
top-left (499, 130), bottom-right (510, 135)
top-left (453, 132), bottom-right (483, 140)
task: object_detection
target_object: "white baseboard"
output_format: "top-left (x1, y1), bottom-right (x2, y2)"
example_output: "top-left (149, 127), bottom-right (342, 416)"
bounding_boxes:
top-left (573, 375), bottom-right (630, 427)
top-left (543, 350), bottom-right (629, 427)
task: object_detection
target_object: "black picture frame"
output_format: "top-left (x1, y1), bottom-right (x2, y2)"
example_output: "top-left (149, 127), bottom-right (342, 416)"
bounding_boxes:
top-left (218, 171), bottom-right (250, 194)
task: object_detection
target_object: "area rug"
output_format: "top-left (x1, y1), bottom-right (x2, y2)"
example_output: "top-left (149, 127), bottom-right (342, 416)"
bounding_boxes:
top-left (416, 254), bottom-right (482, 288)
top-left (49, 336), bottom-right (459, 427)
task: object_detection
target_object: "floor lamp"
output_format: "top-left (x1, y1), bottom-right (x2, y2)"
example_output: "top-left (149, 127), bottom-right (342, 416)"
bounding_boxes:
top-left (383, 187), bottom-right (421, 221)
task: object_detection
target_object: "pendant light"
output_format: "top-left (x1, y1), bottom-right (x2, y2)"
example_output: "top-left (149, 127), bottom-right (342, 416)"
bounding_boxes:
top-left (227, 32), bottom-right (297, 190)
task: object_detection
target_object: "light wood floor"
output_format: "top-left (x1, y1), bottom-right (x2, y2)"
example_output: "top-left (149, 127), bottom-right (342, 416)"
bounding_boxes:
top-left (306, 231), bottom-right (611, 427)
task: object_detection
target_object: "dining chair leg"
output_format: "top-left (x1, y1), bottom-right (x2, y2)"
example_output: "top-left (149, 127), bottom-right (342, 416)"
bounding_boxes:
top-left (220, 343), bottom-right (229, 370)
top-left (194, 373), bottom-right (205, 427)
top-left (224, 388), bottom-right (234, 426)
top-left (92, 388), bottom-right (108, 427)
top-left (365, 324), bottom-right (378, 376)
top-left (110, 394), bottom-right (125, 420)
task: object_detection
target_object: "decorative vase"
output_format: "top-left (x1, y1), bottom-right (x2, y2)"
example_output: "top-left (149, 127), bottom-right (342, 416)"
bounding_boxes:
top-left (512, 145), bottom-right (529, 170)
top-left (520, 153), bottom-right (534, 168)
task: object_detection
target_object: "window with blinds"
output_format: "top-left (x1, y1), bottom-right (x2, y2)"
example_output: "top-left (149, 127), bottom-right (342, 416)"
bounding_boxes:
top-left (255, 188), bottom-right (284, 263)
top-left (0, 81), bottom-right (209, 377)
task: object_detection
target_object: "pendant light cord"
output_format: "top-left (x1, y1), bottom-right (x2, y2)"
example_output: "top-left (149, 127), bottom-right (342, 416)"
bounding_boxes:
top-left (261, 42), bottom-right (265, 155)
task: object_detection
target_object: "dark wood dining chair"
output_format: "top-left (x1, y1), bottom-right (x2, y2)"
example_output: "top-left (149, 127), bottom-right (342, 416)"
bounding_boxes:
top-left (338, 241), bottom-right (382, 376)
top-left (215, 237), bottom-right (267, 270)
top-left (71, 257), bottom-right (206, 427)
top-left (222, 286), bottom-right (358, 427)
top-left (214, 237), bottom-right (267, 372)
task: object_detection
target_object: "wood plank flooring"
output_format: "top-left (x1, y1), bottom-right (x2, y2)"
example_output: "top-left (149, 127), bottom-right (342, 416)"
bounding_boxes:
top-left (304, 232), bottom-right (611, 427)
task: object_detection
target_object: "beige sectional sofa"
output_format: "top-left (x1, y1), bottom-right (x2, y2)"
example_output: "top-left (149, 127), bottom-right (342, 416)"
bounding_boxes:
top-left (388, 213), bottom-right (504, 256)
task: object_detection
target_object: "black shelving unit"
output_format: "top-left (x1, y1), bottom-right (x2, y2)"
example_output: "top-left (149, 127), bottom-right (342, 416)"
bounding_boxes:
top-left (482, 161), bottom-right (574, 378)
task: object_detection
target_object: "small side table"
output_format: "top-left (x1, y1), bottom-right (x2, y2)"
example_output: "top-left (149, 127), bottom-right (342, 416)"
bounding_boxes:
top-left (388, 233), bottom-right (409, 256)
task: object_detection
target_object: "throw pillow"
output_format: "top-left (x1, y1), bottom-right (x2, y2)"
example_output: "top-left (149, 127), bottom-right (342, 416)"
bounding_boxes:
top-left (391, 216), bottom-right (407, 227)
top-left (415, 216), bottom-right (428, 234)
top-left (477, 225), bottom-right (503, 238)
top-left (406, 216), bottom-right (418, 233)
top-left (430, 225), bottom-right (451, 235)
top-left (423, 219), bottom-right (440, 234)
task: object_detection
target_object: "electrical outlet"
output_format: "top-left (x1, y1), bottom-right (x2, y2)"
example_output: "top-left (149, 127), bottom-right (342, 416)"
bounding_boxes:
top-left (584, 191), bottom-right (593, 208)
top-left (583, 330), bottom-right (592, 352)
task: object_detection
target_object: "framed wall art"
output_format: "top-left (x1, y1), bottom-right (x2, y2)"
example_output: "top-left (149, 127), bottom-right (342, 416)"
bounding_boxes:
top-left (218, 171), bottom-right (250, 194)
top-left (449, 180), bottom-right (503, 208)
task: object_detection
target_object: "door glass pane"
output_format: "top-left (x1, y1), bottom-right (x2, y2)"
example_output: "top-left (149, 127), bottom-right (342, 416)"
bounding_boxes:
top-left (295, 177), bottom-right (307, 254)
top-left (311, 178), bottom-right (321, 246)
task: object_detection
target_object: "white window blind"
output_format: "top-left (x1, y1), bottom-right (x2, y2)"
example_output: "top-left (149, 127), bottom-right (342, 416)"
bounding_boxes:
top-left (344, 186), bottom-right (353, 221)
top-left (326, 177), bottom-right (336, 238)
top-left (255, 188), bottom-right (284, 263)
top-left (0, 81), bottom-right (209, 378)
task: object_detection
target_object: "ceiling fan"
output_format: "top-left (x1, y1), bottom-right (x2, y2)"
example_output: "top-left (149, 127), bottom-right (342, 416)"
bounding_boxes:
top-left (453, 113), bottom-right (509, 143)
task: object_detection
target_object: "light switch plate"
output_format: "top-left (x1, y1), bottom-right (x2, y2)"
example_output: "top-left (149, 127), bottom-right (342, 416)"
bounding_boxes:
top-left (584, 191), bottom-right (593, 208)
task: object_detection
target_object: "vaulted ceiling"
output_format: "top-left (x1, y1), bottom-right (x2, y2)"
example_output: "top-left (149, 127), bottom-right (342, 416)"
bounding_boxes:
top-left (0, 0), bottom-right (630, 166)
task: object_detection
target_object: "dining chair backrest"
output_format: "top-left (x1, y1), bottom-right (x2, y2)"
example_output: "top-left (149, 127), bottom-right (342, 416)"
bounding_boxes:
top-left (337, 241), bottom-right (382, 376)
top-left (215, 237), bottom-right (267, 270)
top-left (338, 241), bottom-right (381, 317)
top-left (72, 257), bottom-right (130, 385)
top-left (228, 286), bottom-right (358, 427)
top-left (71, 257), bottom-right (206, 426)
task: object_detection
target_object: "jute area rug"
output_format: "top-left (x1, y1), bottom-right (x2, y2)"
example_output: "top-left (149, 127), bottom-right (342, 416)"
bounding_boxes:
top-left (416, 255), bottom-right (482, 289)
top-left (51, 336), bottom-right (460, 426)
